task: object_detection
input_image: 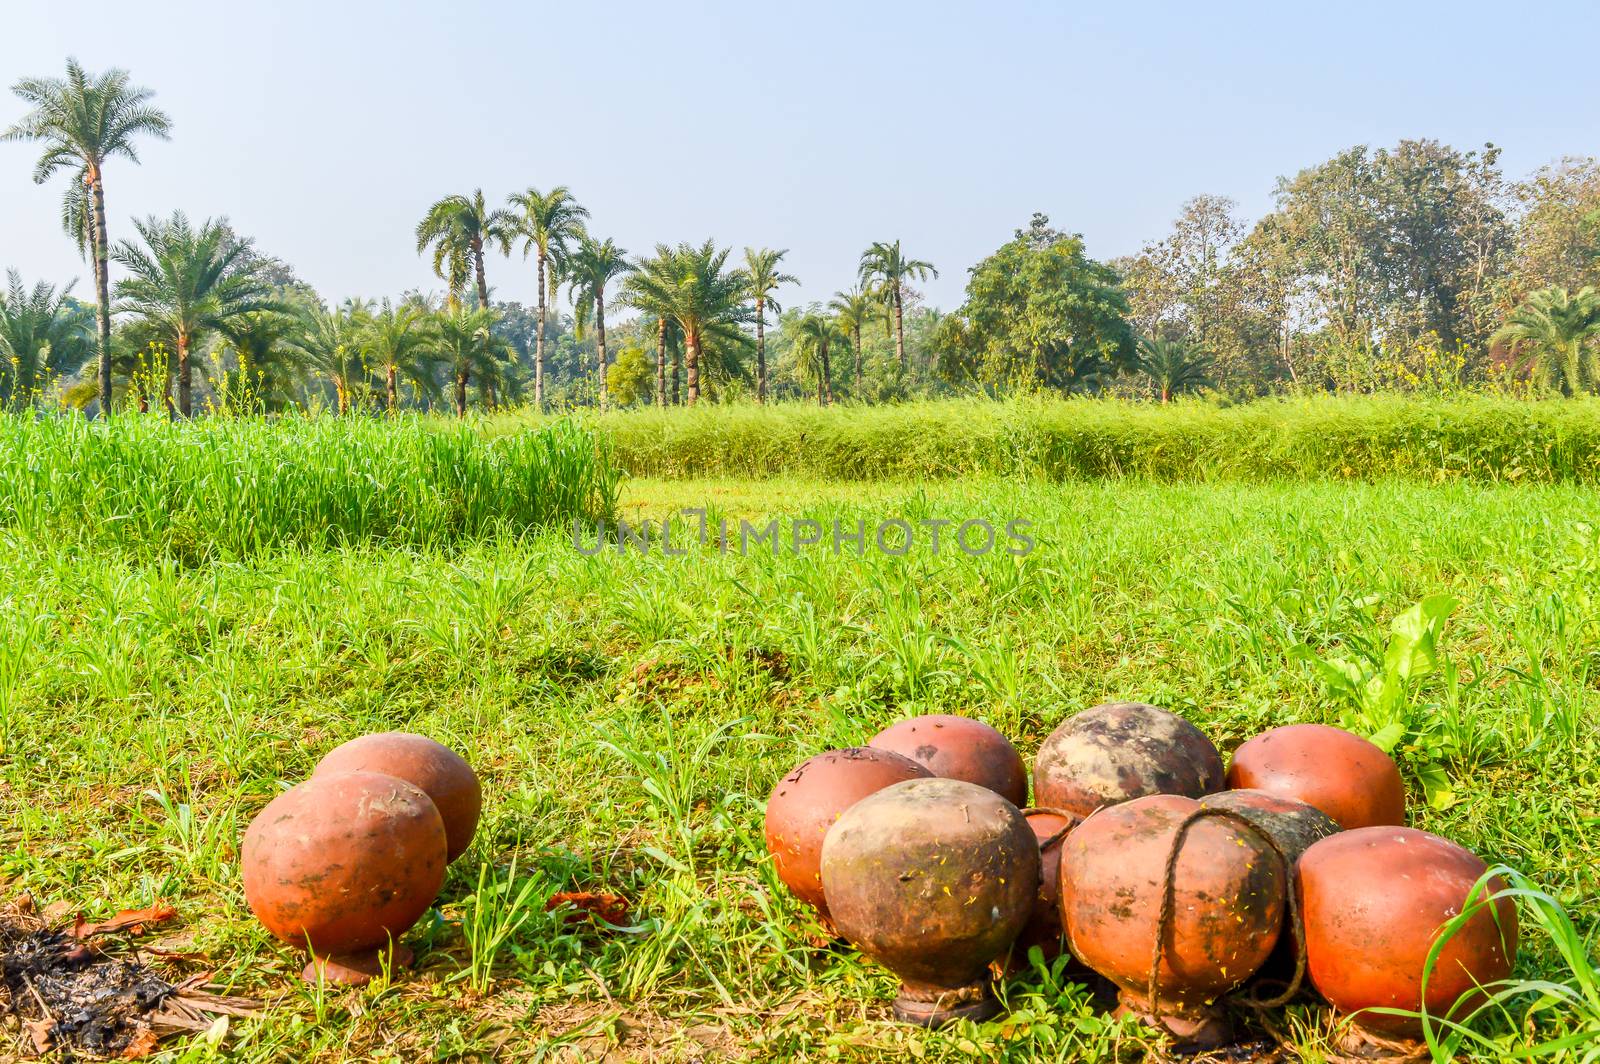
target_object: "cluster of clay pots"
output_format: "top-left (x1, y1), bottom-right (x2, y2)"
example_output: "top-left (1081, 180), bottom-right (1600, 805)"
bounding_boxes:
top-left (242, 732), bottom-right (482, 985)
top-left (765, 707), bottom-right (1518, 1054)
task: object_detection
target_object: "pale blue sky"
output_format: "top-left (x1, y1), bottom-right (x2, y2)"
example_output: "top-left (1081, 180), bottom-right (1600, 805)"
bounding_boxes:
top-left (2, 1), bottom-right (1596, 314)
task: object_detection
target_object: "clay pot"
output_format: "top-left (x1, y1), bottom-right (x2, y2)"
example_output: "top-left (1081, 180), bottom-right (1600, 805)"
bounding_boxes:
top-left (1034, 703), bottom-right (1224, 818)
top-left (1299, 827), bottom-right (1518, 1044)
top-left (1008, 809), bottom-right (1078, 969)
top-left (314, 732), bottom-right (482, 862)
top-left (1199, 789), bottom-right (1340, 866)
top-left (822, 778), bottom-right (1039, 1026)
top-left (243, 771), bottom-right (448, 984)
top-left (1226, 723), bottom-right (1404, 829)
top-left (1059, 794), bottom-right (1285, 1047)
top-left (868, 714), bottom-right (1028, 806)
top-left (764, 748), bottom-right (931, 924)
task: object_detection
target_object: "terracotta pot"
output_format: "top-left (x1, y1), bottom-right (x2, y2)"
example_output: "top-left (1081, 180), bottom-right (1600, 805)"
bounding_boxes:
top-left (243, 771), bottom-right (448, 984)
top-left (868, 714), bottom-right (1028, 806)
top-left (1008, 808), bottom-right (1078, 970)
top-left (822, 778), bottom-right (1039, 1026)
top-left (1226, 723), bottom-right (1404, 829)
top-left (314, 732), bottom-right (482, 862)
top-left (1059, 793), bottom-right (1285, 1047)
top-left (1034, 703), bottom-right (1224, 819)
top-left (1199, 789), bottom-right (1340, 866)
top-left (764, 748), bottom-right (931, 924)
top-left (1299, 827), bottom-right (1517, 1043)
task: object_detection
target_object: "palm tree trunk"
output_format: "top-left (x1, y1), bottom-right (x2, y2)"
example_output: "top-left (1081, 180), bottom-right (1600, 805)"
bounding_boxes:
top-left (535, 252), bottom-right (547, 411)
top-left (756, 296), bottom-right (767, 404)
top-left (655, 317), bottom-right (666, 409)
top-left (89, 169), bottom-right (113, 416)
top-left (672, 343), bottom-right (681, 405)
top-left (893, 288), bottom-right (906, 371)
top-left (176, 331), bottom-right (192, 418)
top-left (821, 339), bottom-right (833, 406)
top-left (387, 365), bottom-right (398, 413)
top-left (686, 331), bottom-right (700, 406)
top-left (853, 328), bottom-right (864, 392)
top-left (486, 378), bottom-right (498, 411)
top-left (472, 238), bottom-right (490, 310)
top-left (455, 366), bottom-right (468, 417)
top-left (595, 292), bottom-right (608, 411)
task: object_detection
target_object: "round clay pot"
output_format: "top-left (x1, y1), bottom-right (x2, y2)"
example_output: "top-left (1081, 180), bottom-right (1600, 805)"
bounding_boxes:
top-left (764, 748), bottom-right (931, 924)
top-left (1009, 809), bottom-right (1077, 968)
top-left (243, 771), bottom-right (447, 983)
top-left (822, 777), bottom-right (1039, 1026)
top-left (1034, 703), bottom-right (1224, 818)
top-left (1059, 793), bottom-right (1285, 1047)
top-left (868, 714), bottom-right (1028, 806)
top-left (1199, 789), bottom-right (1340, 866)
top-left (1299, 827), bottom-right (1517, 1043)
top-left (1226, 723), bottom-right (1404, 830)
top-left (314, 732), bottom-right (482, 862)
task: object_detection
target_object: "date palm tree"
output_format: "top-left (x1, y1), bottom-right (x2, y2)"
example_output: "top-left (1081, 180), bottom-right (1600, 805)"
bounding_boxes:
top-left (217, 309), bottom-right (307, 412)
top-left (0, 272), bottom-right (95, 409)
top-left (361, 299), bottom-right (435, 412)
top-left (621, 251), bottom-right (680, 408)
top-left (859, 240), bottom-right (937, 371)
top-left (113, 213), bottom-right (277, 417)
top-left (427, 304), bottom-right (512, 417)
top-left (743, 248), bottom-right (797, 403)
top-left (506, 186), bottom-right (588, 410)
top-left (792, 310), bottom-right (842, 406)
top-left (565, 235), bottom-right (633, 410)
top-left (1490, 286), bottom-right (1600, 397)
top-left (415, 190), bottom-right (514, 310)
top-left (624, 241), bottom-right (750, 406)
top-left (1136, 338), bottom-right (1213, 402)
top-left (829, 285), bottom-right (879, 393)
top-left (5, 59), bottom-right (172, 414)
top-left (294, 300), bottom-right (372, 415)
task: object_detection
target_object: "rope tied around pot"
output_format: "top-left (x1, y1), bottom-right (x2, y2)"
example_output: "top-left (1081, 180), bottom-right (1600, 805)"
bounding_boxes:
top-left (1019, 806), bottom-right (1084, 853)
top-left (1145, 805), bottom-right (1308, 1036)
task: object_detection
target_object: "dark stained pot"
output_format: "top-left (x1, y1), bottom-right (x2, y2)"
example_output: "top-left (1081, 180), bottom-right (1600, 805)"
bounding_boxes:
top-left (868, 714), bottom-right (1028, 807)
top-left (1008, 809), bottom-right (1077, 968)
top-left (1298, 827), bottom-right (1518, 1043)
top-left (313, 731), bottom-right (482, 863)
top-left (1059, 793), bottom-right (1285, 1048)
top-left (763, 748), bottom-right (931, 925)
top-left (242, 771), bottom-right (448, 984)
top-left (1226, 723), bottom-right (1405, 829)
top-left (1034, 703), bottom-right (1224, 819)
top-left (821, 777), bottom-right (1039, 1026)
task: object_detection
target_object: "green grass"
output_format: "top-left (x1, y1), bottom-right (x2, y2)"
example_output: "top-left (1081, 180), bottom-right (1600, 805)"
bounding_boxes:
top-left (0, 468), bottom-right (1596, 1061)
top-left (510, 395), bottom-right (1600, 484)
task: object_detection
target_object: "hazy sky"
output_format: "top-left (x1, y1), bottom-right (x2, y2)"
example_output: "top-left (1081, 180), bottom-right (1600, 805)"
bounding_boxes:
top-left (2, 1), bottom-right (1596, 315)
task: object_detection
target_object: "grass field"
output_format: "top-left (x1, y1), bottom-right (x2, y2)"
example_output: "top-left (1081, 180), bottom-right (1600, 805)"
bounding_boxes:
top-left (2, 428), bottom-right (1598, 1060)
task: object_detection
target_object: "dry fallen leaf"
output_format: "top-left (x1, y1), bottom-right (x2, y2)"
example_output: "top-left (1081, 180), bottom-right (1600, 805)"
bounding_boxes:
top-left (546, 892), bottom-right (630, 928)
top-left (69, 902), bottom-right (178, 940)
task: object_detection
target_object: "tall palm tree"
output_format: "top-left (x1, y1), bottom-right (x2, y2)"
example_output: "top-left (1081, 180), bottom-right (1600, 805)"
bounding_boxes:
top-left (565, 235), bottom-right (633, 410)
top-left (506, 186), bottom-right (588, 410)
top-left (294, 300), bottom-right (372, 415)
top-left (427, 304), bottom-right (512, 417)
top-left (1490, 286), bottom-right (1600, 397)
top-left (743, 248), bottom-right (797, 404)
top-left (113, 213), bottom-right (277, 417)
top-left (792, 310), bottom-right (843, 406)
top-left (361, 299), bottom-right (435, 412)
top-left (829, 285), bottom-right (879, 393)
top-left (622, 252), bottom-right (682, 409)
top-left (1136, 338), bottom-right (1213, 402)
top-left (858, 240), bottom-right (937, 371)
top-left (415, 190), bottom-right (514, 310)
top-left (5, 59), bottom-right (172, 414)
top-left (624, 241), bottom-right (750, 406)
top-left (0, 272), bottom-right (95, 409)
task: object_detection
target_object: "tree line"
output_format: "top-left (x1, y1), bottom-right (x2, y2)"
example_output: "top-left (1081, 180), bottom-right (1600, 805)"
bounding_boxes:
top-left (4, 59), bottom-right (1599, 416)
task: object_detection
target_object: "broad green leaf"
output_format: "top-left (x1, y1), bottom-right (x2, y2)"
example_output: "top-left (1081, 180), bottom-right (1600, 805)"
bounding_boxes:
top-left (1367, 721), bottom-right (1407, 752)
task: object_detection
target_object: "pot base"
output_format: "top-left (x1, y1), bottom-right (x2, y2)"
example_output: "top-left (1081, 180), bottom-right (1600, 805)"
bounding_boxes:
top-left (1334, 1021), bottom-right (1429, 1061)
top-left (892, 981), bottom-right (999, 1027)
top-left (1114, 991), bottom-right (1231, 1051)
top-left (302, 943), bottom-right (414, 986)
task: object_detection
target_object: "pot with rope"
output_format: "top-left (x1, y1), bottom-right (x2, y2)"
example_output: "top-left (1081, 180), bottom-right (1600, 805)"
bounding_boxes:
top-left (1058, 794), bottom-right (1292, 1049)
top-left (1034, 703), bottom-right (1224, 819)
top-left (1002, 807), bottom-right (1082, 973)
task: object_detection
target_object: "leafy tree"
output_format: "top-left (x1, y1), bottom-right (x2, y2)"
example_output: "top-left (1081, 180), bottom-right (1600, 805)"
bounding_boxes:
top-left (415, 190), bottom-right (514, 310)
top-left (5, 59), bottom-right (172, 412)
top-left (622, 241), bottom-right (750, 405)
top-left (113, 213), bottom-right (277, 417)
top-left (606, 344), bottom-right (653, 407)
top-left (828, 286), bottom-right (878, 393)
top-left (505, 186), bottom-right (588, 410)
top-left (1137, 337), bottom-right (1213, 402)
top-left (564, 235), bottom-right (633, 410)
top-left (426, 304), bottom-right (512, 416)
top-left (0, 272), bottom-right (95, 408)
top-left (1490, 286), bottom-right (1600, 396)
top-left (935, 216), bottom-right (1135, 392)
top-left (361, 299), bottom-right (435, 411)
top-left (743, 248), bottom-right (796, 403)
top-left (791, 310), bottom-right (842, 405)
top-left (1509, 158), bottom-right (1600, 301)
top-left (859, 240), bottom-right (937, 370)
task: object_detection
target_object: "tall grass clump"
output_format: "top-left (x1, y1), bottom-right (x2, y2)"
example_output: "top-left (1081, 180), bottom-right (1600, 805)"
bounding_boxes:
top-left (560, 395), bottom-right (1600, 483)
top-left (0, 413), bottom-right (618, 560)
